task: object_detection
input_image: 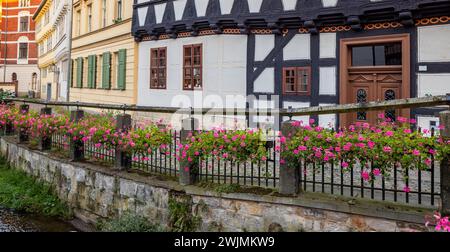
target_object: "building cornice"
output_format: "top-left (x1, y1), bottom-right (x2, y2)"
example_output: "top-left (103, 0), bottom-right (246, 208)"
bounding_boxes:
top-left (33, 0), bottom-right (51, 21)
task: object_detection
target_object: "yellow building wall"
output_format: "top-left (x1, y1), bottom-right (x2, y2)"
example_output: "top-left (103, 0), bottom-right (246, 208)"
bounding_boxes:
top-left (69, 0), bottom-right (137, 105)
top-left (34, 0), bottom-right (59, 100)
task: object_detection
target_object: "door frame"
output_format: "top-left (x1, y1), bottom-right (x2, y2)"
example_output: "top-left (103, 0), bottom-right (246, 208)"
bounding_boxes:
top-left (339, 33), bottom-right (411, 126)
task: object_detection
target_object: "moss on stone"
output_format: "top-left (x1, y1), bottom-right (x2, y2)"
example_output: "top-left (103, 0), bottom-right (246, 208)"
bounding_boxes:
top-left (168, 193), bottom-right (201, 232)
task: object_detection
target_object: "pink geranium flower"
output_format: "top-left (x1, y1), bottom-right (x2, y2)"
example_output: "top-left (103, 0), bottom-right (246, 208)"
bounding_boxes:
top-left (383, 146), bottom-right (392, 153)
top-left (373, 168), bottom-right (381, 177)
top-left (361, 171), bottom-right (370, 181)
top-left (403, 186), bottom-right (411, 193)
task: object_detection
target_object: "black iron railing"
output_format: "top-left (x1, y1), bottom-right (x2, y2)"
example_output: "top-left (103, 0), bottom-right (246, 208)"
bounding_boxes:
top-left (3, 95), bottom-right (450, 209)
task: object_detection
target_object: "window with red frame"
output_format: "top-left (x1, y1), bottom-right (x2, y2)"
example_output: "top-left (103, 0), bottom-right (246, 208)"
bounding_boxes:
top-left (150, 47), bottom-right (167, 89)
top-left (183, 44), bottom-right (202, 90)
top-left (282, 67), bottom-right (311, 95)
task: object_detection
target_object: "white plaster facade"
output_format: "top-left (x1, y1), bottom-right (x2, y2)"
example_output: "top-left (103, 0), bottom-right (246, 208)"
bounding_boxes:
top-left (416, 23), bottom-right (450, 130)
top-left (137, 35), bottom-right (248, 109)
top-left (53, 0), bottom-right (72, 101)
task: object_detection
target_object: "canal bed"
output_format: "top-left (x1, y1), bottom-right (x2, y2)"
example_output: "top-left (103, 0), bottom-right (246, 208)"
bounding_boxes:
top-left (0, 207), bottom-right (83, 232)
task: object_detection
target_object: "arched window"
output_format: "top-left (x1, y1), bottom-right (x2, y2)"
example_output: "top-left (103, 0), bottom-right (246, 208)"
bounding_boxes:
top-left (12, 73), bottom-right (17, 82)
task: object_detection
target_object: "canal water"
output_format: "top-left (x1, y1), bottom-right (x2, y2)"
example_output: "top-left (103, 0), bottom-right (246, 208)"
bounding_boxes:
top-left (0, 208), bottom-right (80, 232)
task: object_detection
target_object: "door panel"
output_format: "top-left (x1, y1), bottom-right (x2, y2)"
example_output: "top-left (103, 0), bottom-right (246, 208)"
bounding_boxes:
top-left (348, 72), bottom-right (377, 125)
top-left (346, 66), bottom-right (402, 125)
top-left (381, 87), bottom-right (400, 122)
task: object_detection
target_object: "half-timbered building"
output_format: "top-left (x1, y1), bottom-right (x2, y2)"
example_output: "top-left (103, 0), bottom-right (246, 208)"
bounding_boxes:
top-left (132, 0), bottom-right (450, 129)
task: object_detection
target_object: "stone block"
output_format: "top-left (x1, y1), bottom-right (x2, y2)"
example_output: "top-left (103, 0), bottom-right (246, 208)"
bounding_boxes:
top-left (75, 168), bottom-right (86, 183)
top-left (365, 217), bottom-right (398, 232)
top-left (119, 179), bottom-right (138, 198)
top-left (95, 174), bottom-right (115, 191)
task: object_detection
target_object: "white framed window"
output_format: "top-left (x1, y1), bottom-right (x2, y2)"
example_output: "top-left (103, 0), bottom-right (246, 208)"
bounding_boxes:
top-left (19, 16), bottom-right (29, 32)
top-left (17, 11), bottom-right (30, 32)
top-left (17, 36), bottom-right (29, 64)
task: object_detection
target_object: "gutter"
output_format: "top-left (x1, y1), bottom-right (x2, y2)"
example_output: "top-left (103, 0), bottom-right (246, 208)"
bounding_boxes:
top-left (66, 0), bottom-right (73, 102)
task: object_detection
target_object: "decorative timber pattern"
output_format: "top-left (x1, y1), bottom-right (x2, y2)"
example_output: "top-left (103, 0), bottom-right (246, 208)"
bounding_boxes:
top-left (132, 0), bottom-right (450, 41)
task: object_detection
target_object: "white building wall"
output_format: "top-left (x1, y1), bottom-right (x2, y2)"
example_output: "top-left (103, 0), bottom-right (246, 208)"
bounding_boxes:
top-left (417, 24), bottom-right (450, 98)
top-left (52, 0), bottom-right (72, 101)
top-left (282, 101), bottom-right (310, 123)
top-left (2, 65), bottom-right (39, 95)
top-left (137, 35), bottom-right (248, 109)
top-left (283, 34), bottom-right (310, 60)
top-left (254, 35), bottom-right (274, 61)
top-left (319, 33), bottom-right (336, 59)
top-left (416, 24), bottom-right (450, 133)
top-left (319, 67), bottom-right (336, 95)
top-left (318, 103), bottom-right (337, 129)
top-left (418, 24), bottom-right (450, 63)
top-left (417, 116), bottom-right (440, 136)
top-left (417, 73), bottom-right (450, 97)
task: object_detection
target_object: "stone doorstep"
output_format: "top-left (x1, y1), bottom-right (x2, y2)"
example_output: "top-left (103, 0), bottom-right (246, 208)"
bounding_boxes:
top-left (0, 136), bottom-right (435, 227)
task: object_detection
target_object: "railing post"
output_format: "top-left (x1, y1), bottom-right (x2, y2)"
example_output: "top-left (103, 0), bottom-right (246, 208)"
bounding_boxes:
top-left (38, 107), bottom-right (52, 151)
top-left (17, 104), bottom-right (30, 143)
top-left (439, 110), bottom-right (450, 215)
top-left (40, 107), bottom-right (52, 115)
top-left (115, 113), bottom-right (132, 171)
top-left (179, 116), bottom-right (199, 185)
top-left (279, 120), bottom-right (301, 195)
top-left (4, 104), bottom-right (14, 135)
top-left (69, 110), bottom-right (84, 161)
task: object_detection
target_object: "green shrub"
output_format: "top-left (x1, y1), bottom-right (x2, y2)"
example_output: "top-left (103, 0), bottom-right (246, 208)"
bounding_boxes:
top-left (97, 212), bottom-right (164, 232)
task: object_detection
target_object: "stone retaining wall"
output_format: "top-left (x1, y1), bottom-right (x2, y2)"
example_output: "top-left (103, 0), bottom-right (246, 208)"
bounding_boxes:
top-left (0, 137), bottom-right (433, 232)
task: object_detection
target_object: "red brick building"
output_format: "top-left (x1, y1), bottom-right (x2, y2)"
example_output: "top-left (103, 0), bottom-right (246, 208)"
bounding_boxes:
top-left (0, 0), bottom-right (40, 97)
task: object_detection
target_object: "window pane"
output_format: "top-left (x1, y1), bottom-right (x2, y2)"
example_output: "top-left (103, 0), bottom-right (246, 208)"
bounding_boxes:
top-left (298, 69), bottom-right (308, 92)
top-left (285, 69), bottom-right (296, 92)
top-left (193, 56), bottom-right (201, 66)
top-left (159, 49), bottom-right (166, 58)
top-left (383, 43), bottom-right (402, 65)
top-left (184, 47), bottom-right (191, 57)
top-left (374, 45), bottom-right (386, 66)
top-left (151, 69), bottom-right (158, 80)
top-left (184, 57), bottom-right (191, 66)
top-left (152, 50), bottom-right (158, 59)
top-left (353, 43), bottom-right (402, 66)
top-left (159, 78), bottom-right (166, 88)
top-left (287, 79), bottom-right (295, 92)
top-left (194, 46), bottom-right (201, 56)
top-left (352, 46), bottom-right (374, 66)
top-left (193, 68), bottom-right (201, 88)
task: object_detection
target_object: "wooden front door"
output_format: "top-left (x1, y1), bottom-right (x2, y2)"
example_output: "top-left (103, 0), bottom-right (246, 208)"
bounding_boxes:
top-left (340, 34), bottom-right (410, 127)
top-left (348, 66), bottom-right (402, 125)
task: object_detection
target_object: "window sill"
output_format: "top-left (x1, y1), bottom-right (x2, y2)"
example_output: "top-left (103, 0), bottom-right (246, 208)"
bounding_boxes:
top-left (283, 93), bottom-right (311, 96)
top-left (96, 88), bottom-right (126, 91)
top-left (182, 88), bottom-right (203, 91)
